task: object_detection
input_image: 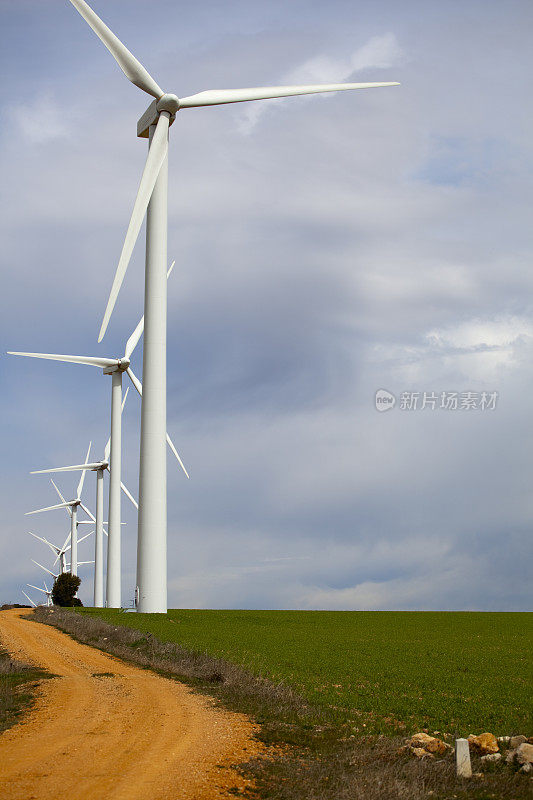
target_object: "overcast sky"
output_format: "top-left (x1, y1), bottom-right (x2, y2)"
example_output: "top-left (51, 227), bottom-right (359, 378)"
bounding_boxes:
top-left (1, 0), bottom-right (532, 610)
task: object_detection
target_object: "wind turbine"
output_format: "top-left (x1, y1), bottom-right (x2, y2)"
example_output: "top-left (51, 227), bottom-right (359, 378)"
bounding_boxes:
top-left (9, 262), bottom-right (187, 609)
top-left (27, 581), bottom-right (53, 607)
top-left (25, 444), bottom-right (92, 576)
top-left (28, 530), bottom-right (71, 574)
top-left (28, 528), bottom-right (93, 575)
top-left (64, 0), bottom-right (399, 613)
top-left (30, 415), bottom-right (138, 608)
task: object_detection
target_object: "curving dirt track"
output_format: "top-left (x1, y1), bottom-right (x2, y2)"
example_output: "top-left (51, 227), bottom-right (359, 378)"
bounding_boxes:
top-left (0, 609), bottom-right (261, 800)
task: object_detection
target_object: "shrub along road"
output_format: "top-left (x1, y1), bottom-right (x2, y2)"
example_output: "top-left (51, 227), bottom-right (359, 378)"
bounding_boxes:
top-left (0, 609), bottom-right (262, 800)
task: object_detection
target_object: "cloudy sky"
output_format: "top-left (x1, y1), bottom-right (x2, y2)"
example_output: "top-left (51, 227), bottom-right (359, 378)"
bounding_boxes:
top-left (1, 0), bottom-right (532, 610)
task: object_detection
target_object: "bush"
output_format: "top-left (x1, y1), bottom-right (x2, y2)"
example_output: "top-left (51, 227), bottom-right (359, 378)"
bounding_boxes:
top-left (51, 573), bottom-right (82, 607)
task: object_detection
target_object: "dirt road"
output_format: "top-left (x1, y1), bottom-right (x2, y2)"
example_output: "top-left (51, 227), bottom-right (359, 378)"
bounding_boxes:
top-left (0, 609), bottom-right (261, 800)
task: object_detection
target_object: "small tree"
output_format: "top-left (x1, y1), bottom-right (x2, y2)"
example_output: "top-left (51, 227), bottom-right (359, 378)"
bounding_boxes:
top-left (52, 573), bottom-right (83, 607)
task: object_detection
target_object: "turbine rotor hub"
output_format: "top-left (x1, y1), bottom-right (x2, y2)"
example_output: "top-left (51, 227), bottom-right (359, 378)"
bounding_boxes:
top-left (156, 93), bottom-right (180, 115)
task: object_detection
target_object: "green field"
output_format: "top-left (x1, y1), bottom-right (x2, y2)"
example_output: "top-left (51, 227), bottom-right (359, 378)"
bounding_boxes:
top-left (83, 609), bottom-right (531, 735)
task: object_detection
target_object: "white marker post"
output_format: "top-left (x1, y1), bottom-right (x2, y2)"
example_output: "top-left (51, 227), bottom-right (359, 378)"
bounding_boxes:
top-left (455, 738), bottom-right (472, 778)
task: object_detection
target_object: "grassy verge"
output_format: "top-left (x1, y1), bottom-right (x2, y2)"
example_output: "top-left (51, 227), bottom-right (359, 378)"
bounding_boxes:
top-left (32, 606), bottom-right (531, 800)
top-left (0, 646), bottom-right (51, 734)
top-left (80, 609), bottom-right (531, 736)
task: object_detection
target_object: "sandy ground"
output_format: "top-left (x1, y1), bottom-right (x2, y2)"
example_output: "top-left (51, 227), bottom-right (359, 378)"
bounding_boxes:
top-left (0, 609), bottom-right (262, 800)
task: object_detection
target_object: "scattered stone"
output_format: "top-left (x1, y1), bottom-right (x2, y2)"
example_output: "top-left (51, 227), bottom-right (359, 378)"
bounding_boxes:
top-left (468, 733), bottom-right (499, 755)
top-left (498, 736), bottom-right (510, 744)
top-left (412, 747), bottom-right (434, 759)
top-left (516, 743), bottom-right (533, 765)
top-left (506, 749), bottom-right (518, 764)
top-left (472, 772), bottom-right (484, 779)
top-left (510, 735), bottom-right (528, 749)
top-left (481, 753), bottom-right (501, 763)
top-left (408, 732), bottom-right (450, 756)
top-left (519, 763), bottom-right (532, 774)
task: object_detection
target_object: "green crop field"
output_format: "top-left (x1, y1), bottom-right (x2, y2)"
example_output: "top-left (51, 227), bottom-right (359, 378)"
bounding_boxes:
top-left (82, 609), bottom-right (531, 736)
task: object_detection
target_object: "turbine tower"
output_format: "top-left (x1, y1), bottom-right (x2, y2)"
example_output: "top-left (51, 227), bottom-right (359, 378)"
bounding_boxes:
top-left (67, 0), bottom-right (399, 612)
top-left (25, 445), bottom-right (92, 576)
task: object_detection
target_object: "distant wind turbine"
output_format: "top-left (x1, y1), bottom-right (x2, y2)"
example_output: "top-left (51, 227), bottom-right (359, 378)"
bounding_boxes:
top-left (27, 581), bottom-right (53, 607)
top-left (25, 444), bottom-right (92, 576)
top-left (65, 0), bottom-right (399, 612)
top-left (31, 412), bottom-right (138, 608)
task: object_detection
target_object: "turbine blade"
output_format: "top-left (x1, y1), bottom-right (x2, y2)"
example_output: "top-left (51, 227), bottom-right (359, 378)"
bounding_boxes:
top-left (76, 442), bottom-right (92, 499)
top-left (31, 559), bottom-right (57, 578)
top-left (32, 462), bottom-right (103, 474)
top-left (50, 479), bottom-right (68, 505)
top-left (126, 366), bottom-right (189, 479)
top-left (77, 531), bottom-right (94, 544)
top-left (51, 479), bottom-right (73, 519)
top-left (124, 259), bottom-right (176, 359)
top-left (28, 531), bottom-right (60, 556)
top-left (126, 367), bottom-right (143, 397)
top-left (27, 531), bottom-right (48, 546)
top-left (22, 591), bottom-right (37, 607)
top-left (98, 112), bottom-right (170, 342)
top-left (25, 502), bottom-right (72, 515)
top-left (120, 480), bottom-right (138, 509)
top-left (27, 584), bottom-right (47, 595)
top-left (179, 82), bottom-right (400, 108)
top-left (166, 432), bottom-right (190, 479)
top-left (68, 0), bottom-right (164, 98)
top-left (7, 352), bottom-right (117, 369)
top-left (80, 503), bottom-right (96, 523)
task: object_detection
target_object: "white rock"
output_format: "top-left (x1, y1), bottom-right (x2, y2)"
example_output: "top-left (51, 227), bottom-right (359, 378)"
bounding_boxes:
top-left (481, 753), bottom-right (501, 763)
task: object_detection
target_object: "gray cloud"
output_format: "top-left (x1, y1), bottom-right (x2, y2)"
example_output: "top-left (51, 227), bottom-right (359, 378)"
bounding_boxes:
top-left (1, 0), bottom-right (532, 610)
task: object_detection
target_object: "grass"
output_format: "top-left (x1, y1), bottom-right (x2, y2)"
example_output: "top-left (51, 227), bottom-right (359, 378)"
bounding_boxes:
top-left (79, 609), bottom-right (532, 736)
top-left (31, 606), bottom-right (532, 800)
top-left (0, 646), bottom-right (51, 734)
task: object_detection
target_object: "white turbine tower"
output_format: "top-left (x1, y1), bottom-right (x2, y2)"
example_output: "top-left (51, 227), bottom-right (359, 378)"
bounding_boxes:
top-left (68, 0), bottom-right (399, 613)
top-left (31, 418), bottom-right (138, 608)
top-left (9, 261), bottom-right (187, 609)
top-left (25, 445), bottom-right (92, 576)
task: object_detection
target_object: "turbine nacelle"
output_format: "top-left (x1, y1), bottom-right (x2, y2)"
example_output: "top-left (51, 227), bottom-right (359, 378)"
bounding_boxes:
top-left (103, 357), bottom-right (130, 375)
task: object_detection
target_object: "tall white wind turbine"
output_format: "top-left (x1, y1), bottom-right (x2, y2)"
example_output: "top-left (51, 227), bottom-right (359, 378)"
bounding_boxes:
top-left (67, 0), bottom-right (399, 612)
top-left (25, 444), bottom-right (92, 576)
top-left (9, 262), bottom-right (186, 608)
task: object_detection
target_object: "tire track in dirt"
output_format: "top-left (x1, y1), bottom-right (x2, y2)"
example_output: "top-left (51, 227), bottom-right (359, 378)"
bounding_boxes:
top-left (0, 609), bottom-right (262, 800)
